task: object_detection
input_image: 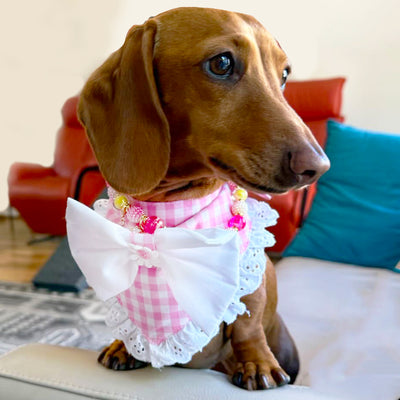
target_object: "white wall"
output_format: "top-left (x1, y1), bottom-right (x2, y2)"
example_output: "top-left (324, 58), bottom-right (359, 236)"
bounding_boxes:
top-left (1, 0), bottom-right (399, 210)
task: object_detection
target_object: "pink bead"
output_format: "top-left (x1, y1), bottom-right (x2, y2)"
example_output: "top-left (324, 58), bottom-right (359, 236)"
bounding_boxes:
top-left (126, 205), bottom-right (144, 222)
top-left (141, 216), bottom-right (164, 234)
top-left (228, 215), bottom-right (246, 231)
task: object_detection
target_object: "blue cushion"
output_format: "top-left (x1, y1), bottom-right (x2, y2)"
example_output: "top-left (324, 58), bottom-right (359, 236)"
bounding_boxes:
top-left (284, 120), bottom-right (400, 271)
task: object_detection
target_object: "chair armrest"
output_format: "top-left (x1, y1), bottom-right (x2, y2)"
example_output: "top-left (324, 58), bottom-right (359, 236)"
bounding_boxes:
top-left (0, 344), bottom-right (339, 400)
top-left (8, 162), bottom-right (54, 183)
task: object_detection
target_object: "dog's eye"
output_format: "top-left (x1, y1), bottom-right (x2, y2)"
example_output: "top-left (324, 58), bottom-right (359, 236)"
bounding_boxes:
top-left (206, 53), bottom-right (234, 78)
top-left (281, 66), bottom-right (291, 90)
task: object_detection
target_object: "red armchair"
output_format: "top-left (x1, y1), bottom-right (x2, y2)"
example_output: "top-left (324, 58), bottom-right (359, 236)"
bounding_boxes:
top-left (268, 77), bottom-right (346, 253)
top-left (8, 96), bottom-right (105, 236)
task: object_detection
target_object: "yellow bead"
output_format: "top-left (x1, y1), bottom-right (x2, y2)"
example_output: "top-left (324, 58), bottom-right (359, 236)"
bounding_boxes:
top-left (233, 188), bottom-right (248, 201)
top-left (113, 195), bottom-right (129, 210)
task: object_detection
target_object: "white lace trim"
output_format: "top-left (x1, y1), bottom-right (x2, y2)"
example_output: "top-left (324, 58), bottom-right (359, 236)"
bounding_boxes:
top-left (104, 199), bottom-right (278, 368)
top-left (222, 199), bottom-right (278, 323)
top-left (105, 297), bottom-right (219, 368)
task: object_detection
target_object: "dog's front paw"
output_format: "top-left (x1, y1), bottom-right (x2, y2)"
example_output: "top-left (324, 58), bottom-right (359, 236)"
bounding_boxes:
top-left (232, 361), bottom-right (290, 390)
top-left (98, 340), bottom-right (148, 370)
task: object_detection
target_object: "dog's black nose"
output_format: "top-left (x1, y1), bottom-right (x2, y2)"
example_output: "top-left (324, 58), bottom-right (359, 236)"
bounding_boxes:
top-left (288, 145), bottom-right (330, 186)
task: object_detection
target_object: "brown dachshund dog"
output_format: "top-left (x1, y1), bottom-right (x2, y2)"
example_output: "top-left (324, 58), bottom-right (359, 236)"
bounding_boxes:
top-left (78, 7), bottom-right (329, 390)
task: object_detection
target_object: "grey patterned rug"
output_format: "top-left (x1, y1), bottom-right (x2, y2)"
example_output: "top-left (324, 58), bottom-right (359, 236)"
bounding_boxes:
top-left (0, 281), bottom-right (113, 356)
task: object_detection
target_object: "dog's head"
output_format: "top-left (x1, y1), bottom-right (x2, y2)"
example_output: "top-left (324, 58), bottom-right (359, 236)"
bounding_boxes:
top-left (78, 7), bottom-right (330, 198)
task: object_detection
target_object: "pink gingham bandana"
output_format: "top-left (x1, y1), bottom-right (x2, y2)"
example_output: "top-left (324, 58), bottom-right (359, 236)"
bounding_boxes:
top-left (66, 183), bottom-right (278, 367)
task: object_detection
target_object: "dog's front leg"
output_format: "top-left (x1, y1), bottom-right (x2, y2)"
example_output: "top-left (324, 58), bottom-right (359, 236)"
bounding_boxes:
top-left (228, 276), bottom-right (291, 390)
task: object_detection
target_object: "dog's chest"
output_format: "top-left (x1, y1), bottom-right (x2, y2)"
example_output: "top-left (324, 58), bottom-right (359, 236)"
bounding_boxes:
top-left (102, 184), bottom-right (251, 343)
top-left (69, 183), bottom-right (278, 367)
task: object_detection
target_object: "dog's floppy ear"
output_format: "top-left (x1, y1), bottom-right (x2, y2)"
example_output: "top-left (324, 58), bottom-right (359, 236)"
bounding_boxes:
top-left (78, 21), bottom-right (170, 196)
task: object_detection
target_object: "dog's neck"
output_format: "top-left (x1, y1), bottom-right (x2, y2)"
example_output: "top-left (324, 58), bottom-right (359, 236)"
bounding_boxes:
top-left (133, 177), bottom-right (224, 202)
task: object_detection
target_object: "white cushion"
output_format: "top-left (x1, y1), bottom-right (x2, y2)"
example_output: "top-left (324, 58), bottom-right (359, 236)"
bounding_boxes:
top-left (276, 256), bottom-right (400, 400)
top-left (0, 343), bottom-right (339, 400)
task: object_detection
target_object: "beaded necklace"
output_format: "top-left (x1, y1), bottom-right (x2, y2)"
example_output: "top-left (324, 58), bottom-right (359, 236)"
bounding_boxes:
top-left (109, 182), bottom-right (249, 234)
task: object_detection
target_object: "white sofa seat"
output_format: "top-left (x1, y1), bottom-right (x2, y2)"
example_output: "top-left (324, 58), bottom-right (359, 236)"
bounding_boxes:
top-left (0, 343), bottom-right (340, 400)
top-left (276, 256), bottom-right (400, 400)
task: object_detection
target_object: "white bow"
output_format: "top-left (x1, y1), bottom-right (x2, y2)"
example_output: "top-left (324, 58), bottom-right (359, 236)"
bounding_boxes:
top-left (66, 198), bottom-right (241, 336)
